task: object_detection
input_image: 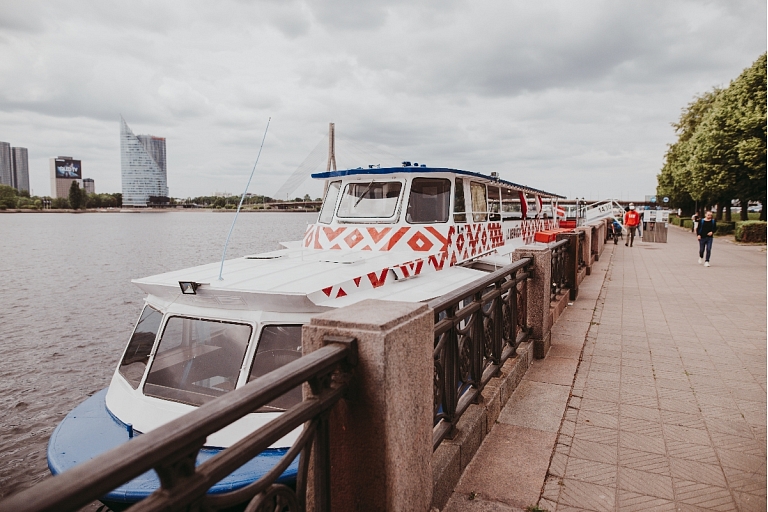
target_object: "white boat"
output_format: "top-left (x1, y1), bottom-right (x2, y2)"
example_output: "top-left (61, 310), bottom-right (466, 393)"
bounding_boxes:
top-left (47, 164), bottom-right (564, 506)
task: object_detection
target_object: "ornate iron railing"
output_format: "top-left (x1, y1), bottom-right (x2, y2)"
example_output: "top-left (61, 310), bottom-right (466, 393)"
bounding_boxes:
top-left (0, 337), bottom-right (357, 512)
top-left (429, 259), bottom-right (532, 450)
top-left (550, 238), bottom-right (569, 301)
top-left (577, 230), bottom-right (587, 270)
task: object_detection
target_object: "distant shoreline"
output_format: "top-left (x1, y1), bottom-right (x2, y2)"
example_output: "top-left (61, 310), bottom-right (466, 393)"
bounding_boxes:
top-left (0, 208), bottom-right (319, 214)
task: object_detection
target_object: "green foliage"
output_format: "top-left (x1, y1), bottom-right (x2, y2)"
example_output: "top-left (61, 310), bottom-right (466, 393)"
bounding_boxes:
top-left (0, 184), bottom-right (19, 209)
top-left (734, 221), bottom-right (767, 243)
top-left (68, 181), bottom-right (82, 210)
top-left (714, 222), bottom-right (735, 235)
top-left (52, 197), bottom-right (70, 209)
top-left (657, 53), bottom-right (766, 219)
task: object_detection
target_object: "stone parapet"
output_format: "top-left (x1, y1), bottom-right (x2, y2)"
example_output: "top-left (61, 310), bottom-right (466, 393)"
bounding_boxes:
top-left (512, 243), bottom-right (553, 359)
top-left (303, 299), bottom-right (433, 512)
top-left (575, 226), bottom-right (593, 274)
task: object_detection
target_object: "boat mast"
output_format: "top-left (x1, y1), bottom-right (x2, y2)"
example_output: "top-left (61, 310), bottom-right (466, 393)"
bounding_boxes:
top-left (327, 123), bottom-right (337, 172)
top-left (324, 122), bottom-right (337, 198)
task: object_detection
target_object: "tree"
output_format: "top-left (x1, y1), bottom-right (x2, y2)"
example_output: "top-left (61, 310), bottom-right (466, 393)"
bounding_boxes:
top-left (657, 53), bottom-right (766, 220)
top-left (68, 181), bottom-right (82, 210)
top-left (52, 197), bottom-right (70, 209)
top-left (0, 184), bottom-right (18, 209)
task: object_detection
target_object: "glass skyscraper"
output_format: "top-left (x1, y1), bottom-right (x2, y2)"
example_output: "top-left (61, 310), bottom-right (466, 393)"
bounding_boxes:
top-left (0, 142), bottom-right (11, 187)
top-left (12, 147), bottom-right (29, 193)
top-left (120, 116), bottom-right (169, 207)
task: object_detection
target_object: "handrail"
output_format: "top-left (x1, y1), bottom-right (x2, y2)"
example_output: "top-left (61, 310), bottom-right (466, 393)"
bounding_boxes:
top-left (430, 259), bottom-right (532, 450)
top-left (577, 230), bottom-right (587, 270)
top-left (0, 338), bottom-right (357, 512)
top-left (550, 238), bottom-right (568, 301)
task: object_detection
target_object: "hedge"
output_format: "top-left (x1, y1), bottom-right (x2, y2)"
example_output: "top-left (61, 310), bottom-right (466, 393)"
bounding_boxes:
top-left (734, 221), bottom-right (767, 243)
top-left (682, 219), bottom-right (693, 230)
top-left (715, 222), bottom-right (735, 235)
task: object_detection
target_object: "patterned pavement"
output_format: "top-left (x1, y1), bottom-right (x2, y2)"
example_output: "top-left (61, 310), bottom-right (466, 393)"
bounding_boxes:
top-left (541, 227), bottom-right (766, 511)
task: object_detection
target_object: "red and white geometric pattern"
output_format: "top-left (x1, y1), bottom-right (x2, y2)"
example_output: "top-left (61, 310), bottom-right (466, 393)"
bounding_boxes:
top-left (303, 218), bottom-right (560, 303)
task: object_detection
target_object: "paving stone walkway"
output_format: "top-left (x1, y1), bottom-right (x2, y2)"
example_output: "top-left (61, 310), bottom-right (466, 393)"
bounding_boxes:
top-left (445, 226), bottom-right (766, 511)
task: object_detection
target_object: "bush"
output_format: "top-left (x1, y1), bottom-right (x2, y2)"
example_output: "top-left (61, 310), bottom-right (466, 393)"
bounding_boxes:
top-left (715, 222), bottom-right (735, 235)
top-left (734, 221), bottom-right (767, 243)
top-left (682, 219), bottom-right (693, 229)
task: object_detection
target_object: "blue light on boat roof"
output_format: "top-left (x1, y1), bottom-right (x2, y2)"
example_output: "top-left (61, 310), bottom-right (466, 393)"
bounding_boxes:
top-left (311, 166), bottom-right (565, 199)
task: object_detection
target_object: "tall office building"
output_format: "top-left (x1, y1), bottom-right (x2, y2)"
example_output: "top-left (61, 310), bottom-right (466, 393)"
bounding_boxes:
top-left (83, 178), bottom-right (95, 194)
top-left (120, 116), bottom-right (168, 207)
top-left (50, 156), bottom-right (82, 198)
top-left (11, 147), bottom-right (29, 193)
top-left (0, 142), bottom-right (11, 187)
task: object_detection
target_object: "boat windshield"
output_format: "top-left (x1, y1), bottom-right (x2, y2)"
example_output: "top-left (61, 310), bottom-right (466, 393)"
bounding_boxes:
top-left (318, 180), bottom-right (341, 224)
top-left (119, 305), bottom-right (163, 389)
top-left (144, 317), bottom-right (252, 406)
top-left (248, 325), bottom-right (303, 412)
top-left (336, 181), bottom-right (402, 219)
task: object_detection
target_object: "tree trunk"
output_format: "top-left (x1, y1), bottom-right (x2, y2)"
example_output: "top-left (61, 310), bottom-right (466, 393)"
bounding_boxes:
top-left (725, 202), bottom-right (732, 222)
top-left (715, 204), bottom-right (723, 221)
top-left (761, 198), bottom-right (767, 222)
top-left (740, 198), bottom-right (749, 221)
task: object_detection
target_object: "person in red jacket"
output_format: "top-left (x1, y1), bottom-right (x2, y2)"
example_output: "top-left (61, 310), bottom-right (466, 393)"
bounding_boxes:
top-left (624, 203), bottom-right (641, 247)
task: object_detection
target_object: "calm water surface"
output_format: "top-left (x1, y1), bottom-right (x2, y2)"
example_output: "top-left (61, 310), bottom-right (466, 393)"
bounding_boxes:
top-left (0, 211), bottom-right (316, 498)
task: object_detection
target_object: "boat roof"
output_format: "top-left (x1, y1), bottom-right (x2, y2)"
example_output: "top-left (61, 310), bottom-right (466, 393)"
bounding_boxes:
top-left (312, 166), bottom-right (565, 199)
top-left (132, 245), bottom-right (490, 311)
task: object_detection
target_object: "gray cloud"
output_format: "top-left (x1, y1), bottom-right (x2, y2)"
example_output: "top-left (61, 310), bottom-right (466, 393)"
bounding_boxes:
top-left (0, 0), bottom-right (764, 199)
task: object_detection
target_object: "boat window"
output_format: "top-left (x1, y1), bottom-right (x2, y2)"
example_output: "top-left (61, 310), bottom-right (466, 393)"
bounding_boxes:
top-left (119, 305), bottom-right (163, 389)
top-left (318, 181), bottom-right (341, 224)
top-left (454, 178), bottom-right (466, 223)
top-left (540, 197), bottom-right (552, 218)
top-left (470, 182), bottom-right (488, 222)
top-left (144, 317), bottom-right (252, 406)
top-left (527, 197), bottom-right (538, 218)
top-left (488, 186), bottom-right (501, 221)
top-left (248, 325), bottom-right (303, 412)
top-left (501, 188), bottom-right (522, 220)
top-left (406, 178), bottom-right (451, 224)
top-left (336, 181), bottom-right (402, 220)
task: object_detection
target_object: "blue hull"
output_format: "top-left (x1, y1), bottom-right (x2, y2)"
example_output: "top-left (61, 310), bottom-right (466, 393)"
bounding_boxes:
top-left (47, 389), bottom-right (298, 504)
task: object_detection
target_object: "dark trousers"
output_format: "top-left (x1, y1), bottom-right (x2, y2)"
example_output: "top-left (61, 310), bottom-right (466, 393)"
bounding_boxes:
top-left (626, 226), bottom-right (636, 246)
top-left (698, 237), bottom-right (713, 261)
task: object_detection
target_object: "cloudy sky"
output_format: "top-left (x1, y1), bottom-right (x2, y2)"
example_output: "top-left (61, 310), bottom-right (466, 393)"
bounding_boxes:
top-left (1, 0), bottom-right (765, 201)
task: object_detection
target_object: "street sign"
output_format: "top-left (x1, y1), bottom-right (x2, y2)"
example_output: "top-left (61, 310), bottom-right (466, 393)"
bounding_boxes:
top-left (663, 197), bottom-right (669, 203)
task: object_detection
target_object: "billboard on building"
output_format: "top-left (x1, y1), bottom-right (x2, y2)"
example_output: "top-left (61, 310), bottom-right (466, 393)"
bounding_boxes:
top-left (55, 159), bottom-right (82, 179)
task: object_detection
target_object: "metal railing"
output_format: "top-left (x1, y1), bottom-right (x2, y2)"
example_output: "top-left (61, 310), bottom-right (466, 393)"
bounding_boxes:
top-left (0, 337), bottom-right (358, 512)
top-left (577, 230), bottom-right (587, 270)
top-left (550, 238), bottom-right (569, 301)
top-left (429, 259), bottom-right (532, 450)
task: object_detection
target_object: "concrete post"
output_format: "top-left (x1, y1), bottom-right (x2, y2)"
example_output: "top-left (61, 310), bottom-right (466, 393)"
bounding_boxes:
top-left (592, 222), bottom-right (604, 261)
top-left (302, 299), bottom-right (433, 512)
top-left (512, 243), bottom-right (552, 359)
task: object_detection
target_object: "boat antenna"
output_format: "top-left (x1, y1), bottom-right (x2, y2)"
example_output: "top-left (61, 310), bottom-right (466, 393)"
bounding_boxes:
top-left (218, 117), bottom-right (271, 281)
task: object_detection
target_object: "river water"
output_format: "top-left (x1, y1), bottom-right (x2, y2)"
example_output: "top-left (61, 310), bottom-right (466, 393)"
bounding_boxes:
top-left (0, 211), bottom-right (316, 499)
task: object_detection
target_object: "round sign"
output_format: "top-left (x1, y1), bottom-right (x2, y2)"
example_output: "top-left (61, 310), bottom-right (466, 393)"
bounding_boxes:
top-left (663, 197), bottom-right (669, 203)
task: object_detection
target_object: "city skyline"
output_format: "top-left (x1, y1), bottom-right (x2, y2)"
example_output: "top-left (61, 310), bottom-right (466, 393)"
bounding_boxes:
top-left (0, 1), bottom-right (765, 200)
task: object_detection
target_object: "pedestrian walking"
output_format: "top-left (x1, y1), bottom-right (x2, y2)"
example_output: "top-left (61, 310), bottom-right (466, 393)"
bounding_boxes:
top-left (697, 210), bottom-right (716, 266)
top-left (623, 203), bottom-right (641, 247)
top-left (691, 212), bottom-right (699, 233)
top-left (611, 219), bottom-right (622, 245)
